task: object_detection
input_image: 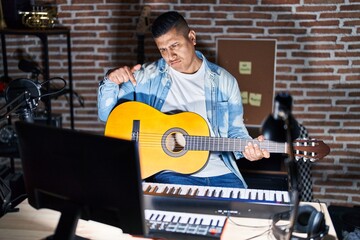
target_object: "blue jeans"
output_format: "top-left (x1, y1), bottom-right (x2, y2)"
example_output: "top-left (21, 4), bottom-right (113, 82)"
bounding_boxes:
top-left (153, 172), bottom-right (246, 188)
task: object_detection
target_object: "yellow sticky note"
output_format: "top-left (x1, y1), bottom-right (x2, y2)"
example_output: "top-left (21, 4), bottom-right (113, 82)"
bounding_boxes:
top-left (249, 93), bottom-right (262, 107)
top-left (241, 91), bottom-right (248, 104)
top-left (239, 61), bottom-right (252, 75)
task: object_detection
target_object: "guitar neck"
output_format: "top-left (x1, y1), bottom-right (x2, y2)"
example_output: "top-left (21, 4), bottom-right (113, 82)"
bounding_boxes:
top-left (184, 136), bottom-right (288, 154)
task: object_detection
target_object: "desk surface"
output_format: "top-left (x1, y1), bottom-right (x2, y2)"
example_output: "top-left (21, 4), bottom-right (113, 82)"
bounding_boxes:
top-left (0, 200), bottom-right (337, 240)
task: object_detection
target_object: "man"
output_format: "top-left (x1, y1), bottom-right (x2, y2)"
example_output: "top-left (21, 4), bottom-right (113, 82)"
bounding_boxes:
top-left (98, 11), bottom-right (270, 188)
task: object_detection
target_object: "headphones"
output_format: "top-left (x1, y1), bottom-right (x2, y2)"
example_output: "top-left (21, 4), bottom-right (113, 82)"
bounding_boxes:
top-left (272, 204), bottom-right (329, 240)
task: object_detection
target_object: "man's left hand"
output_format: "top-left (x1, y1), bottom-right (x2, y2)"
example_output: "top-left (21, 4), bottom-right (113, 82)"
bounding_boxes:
top-left (243, 135), bottom-right (270, 161)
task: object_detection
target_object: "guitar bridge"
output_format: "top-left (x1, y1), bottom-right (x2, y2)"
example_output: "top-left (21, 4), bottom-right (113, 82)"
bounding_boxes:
top-left (131, 120), bottom-right (140, 142)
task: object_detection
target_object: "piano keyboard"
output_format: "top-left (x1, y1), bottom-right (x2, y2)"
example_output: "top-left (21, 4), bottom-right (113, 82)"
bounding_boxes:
top-left (146, 209), bottom-right (226, 240)
top-left (143, 182), bottom-right (294, 219)
top-left (143, 182), bottom-right (290, 203)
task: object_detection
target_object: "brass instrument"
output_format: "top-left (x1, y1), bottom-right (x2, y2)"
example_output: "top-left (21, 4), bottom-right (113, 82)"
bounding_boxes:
top-left (18, 5), bottom-right (57, 28)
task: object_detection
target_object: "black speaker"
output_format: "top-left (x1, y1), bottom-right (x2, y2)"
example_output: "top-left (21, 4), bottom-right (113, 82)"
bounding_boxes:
top-left (1, 0), bottom-right (32, 28)
top-left (272, 204), bottom-right (329, 240)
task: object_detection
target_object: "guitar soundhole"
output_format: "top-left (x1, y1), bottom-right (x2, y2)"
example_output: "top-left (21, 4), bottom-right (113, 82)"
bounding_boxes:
top-left (162, 128), bottom-right (188, 158)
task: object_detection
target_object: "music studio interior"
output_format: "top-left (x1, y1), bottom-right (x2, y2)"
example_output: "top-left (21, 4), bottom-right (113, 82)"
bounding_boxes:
top-left (0, 1), bottom-right (359, 240)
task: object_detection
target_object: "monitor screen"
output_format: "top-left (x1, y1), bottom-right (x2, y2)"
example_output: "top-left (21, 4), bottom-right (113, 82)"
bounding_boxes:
top-left (15, 121), bottom-right (146, 240)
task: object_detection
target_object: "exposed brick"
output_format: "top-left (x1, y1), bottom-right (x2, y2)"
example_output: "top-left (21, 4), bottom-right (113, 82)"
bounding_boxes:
top-left (321, 12), bottom-right (360, 20)
top-left (309, 60), bottom-right (348, 66)
top-left (340, 4), bottom-right (360, 11)
top-left (292, 52), bottom-right (331, 58)
top-left (233, 13), bottom-right (272, 19)
top-left (256, 21), bottom-right (295, 27)
top-left (263, 0), bottom-right (301, 3)
top-left (304, 44), bottom-right (344, 50)
top-left (302, 75), bottom-right (341, 81)
top-left (300, 20), bottom-right (340, 27)
top-left (294, 68), bottom-right (334, 73)
top-left (277, 14), bottom-right (317, 20)
top-left (0, 0), bottom-right (358, 208)
top-left (269, 28), bottom-right (307, 34)
top-left (297, 36), bottom-right (337, 42)
top-left (304, 0), bottom-right (344, 3)
top-left (296, 6), bottom-right (337, 12)
top-left (214, 6), bottom-right (251, 11)
top-left (343, 20), bottom-right (360, 26)
top-left (254, 6), bottom-right (292, 11)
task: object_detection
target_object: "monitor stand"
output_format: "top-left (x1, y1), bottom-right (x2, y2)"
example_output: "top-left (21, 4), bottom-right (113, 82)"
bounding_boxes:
top-left (46, 203), bottom-right (89, 240)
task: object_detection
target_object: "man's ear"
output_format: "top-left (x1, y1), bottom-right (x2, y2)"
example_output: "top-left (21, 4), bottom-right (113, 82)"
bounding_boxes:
top-left (188, 30), bottom-right (196, 45)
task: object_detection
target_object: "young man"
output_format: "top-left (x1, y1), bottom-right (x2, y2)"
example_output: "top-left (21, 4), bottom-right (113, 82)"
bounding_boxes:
top-left (98, 11), bottom-right (270, 188)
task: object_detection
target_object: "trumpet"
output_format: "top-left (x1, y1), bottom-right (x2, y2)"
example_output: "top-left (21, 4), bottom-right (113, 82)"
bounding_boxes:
top-left (18, 5), bottom-right (57, 28)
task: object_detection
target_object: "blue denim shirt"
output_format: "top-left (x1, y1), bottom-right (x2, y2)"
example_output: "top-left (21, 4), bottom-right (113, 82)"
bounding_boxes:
top-left (98, 51), bottom-right (251, 188)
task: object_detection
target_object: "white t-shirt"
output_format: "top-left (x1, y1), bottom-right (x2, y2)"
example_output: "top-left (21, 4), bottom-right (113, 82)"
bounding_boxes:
top-left (161, 62), bottom-right (231, 177)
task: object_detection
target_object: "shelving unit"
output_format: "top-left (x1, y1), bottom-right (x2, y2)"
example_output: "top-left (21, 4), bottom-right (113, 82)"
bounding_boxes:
top-left (0, 27), bottom-right (74, 129)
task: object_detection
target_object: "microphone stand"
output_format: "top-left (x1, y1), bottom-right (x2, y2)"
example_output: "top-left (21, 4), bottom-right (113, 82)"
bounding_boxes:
top-left (262, 93), bottom-right (300, 240)
top-left (284, 116), bottom-right (299, 193)
top-left (283, 112), bottom-right (300, 240)
top-left (0, 91), bottom-right (34, 122)
top-left (0, 91), bottom-right (34, 172)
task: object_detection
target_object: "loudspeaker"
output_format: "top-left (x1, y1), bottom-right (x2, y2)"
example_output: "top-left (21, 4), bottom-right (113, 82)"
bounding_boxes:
top-left (272, 204), bottom-right (329, 240)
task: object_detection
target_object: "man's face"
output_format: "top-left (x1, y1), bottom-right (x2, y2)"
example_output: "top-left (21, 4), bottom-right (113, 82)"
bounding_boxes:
top-left (154, 28), bottom-right (199, 74)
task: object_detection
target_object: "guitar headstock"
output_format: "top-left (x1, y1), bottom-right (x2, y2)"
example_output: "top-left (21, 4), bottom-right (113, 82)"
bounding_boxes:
top-left (136, 6), bottom-right (151, 36)
top-left (293, 139), bottom-right (330, 161)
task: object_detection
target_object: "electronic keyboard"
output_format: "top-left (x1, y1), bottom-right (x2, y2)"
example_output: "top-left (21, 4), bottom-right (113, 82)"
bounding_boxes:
top-left (143, 182), bottom-right (293, 219)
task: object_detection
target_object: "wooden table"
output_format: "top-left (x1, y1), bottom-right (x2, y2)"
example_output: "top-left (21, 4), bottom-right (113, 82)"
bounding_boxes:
top-left (0, 200), bottom-right (337, 240)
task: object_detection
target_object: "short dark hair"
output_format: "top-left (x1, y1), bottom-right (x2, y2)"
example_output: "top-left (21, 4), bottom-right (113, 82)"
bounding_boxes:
top-left (151, 11), bottom-right (189, 38)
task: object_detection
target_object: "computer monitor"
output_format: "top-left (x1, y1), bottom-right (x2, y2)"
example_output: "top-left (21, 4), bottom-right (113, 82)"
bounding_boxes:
top-left (15, 121), bottom-right (147, 240)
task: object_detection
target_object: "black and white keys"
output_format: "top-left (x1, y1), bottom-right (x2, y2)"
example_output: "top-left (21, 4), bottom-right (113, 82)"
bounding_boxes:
top-left (143, 182), bottom-right (290, 204)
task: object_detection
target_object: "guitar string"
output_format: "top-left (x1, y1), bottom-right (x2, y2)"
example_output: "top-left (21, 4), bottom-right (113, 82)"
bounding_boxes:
top-left (129, 132), bottom-right (288, 151)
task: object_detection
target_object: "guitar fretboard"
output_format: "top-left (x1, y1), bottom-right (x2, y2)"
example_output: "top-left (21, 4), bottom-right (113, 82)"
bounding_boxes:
top-left (184, 136), bottom-right (288, 153)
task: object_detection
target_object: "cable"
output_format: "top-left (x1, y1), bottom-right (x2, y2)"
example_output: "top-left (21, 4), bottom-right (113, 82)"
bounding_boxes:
top-left (39, 77), bottom-right (67, 99)
top-left (226, 213), bottom-right (275, 240)
top-left (245, 228), bottom-right (272, 240)
top-left (227, 215), bottom-right (273, 229)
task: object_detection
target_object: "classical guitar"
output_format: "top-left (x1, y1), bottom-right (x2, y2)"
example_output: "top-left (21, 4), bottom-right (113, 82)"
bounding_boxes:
top-left (105, 101), bottom-right (330, 179)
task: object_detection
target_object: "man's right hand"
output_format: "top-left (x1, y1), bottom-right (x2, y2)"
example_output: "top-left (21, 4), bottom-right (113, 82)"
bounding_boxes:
top-left (108, 64), bottom-right (141, 85)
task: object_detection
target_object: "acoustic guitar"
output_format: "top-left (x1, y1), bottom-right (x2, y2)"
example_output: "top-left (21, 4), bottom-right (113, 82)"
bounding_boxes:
top-left (105, 101), bottom-right (330, 179)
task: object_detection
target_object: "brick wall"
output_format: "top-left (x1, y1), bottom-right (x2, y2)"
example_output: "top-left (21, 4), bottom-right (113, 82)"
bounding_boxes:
top-left (0, 0), bottom-right (359, 206)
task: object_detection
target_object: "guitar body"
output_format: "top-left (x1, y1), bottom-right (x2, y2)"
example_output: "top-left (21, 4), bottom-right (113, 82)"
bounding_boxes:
top-left (105, 101), bottom-right (210, 179)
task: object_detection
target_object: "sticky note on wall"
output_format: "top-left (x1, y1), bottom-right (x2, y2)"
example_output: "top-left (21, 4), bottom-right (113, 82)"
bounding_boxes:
top-left (249, 93), bottom-right (262, 107)
top-left (241, 91), bottom-right (248, 104)
top-left (239, 61), bottom-right (252, 75)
